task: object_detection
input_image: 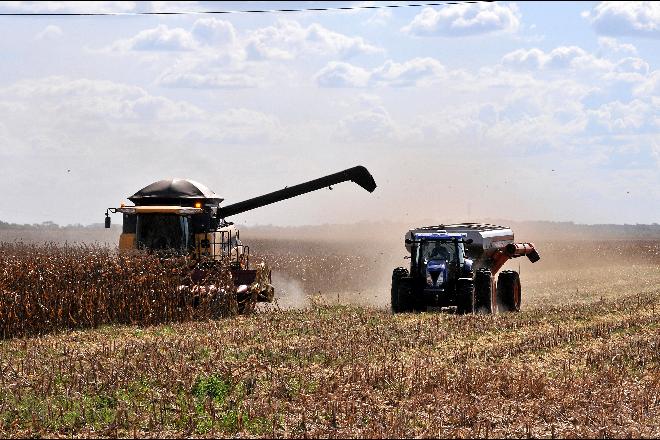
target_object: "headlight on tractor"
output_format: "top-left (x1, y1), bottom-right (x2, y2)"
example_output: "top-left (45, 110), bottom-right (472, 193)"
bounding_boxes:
top-left (426, 273), bottom-right (433, 286)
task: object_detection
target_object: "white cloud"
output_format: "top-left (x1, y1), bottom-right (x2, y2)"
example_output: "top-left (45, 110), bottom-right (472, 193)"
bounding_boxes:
top-left (500, 45), bottom-right (657, 87)
top-left (584, 1), bottom-right (660, 38)
top-left (315, 62), bottom-right (371, 88)
top-left (158, 70), bottom-right (258, 89)
top-left (153, 43), bottom-right (259, 90)
top-left (208, 109), bottom-right (282, 144)
top-left (0, 77), bottom-right (281, 145)
top-left (403, 2), bottom-right (520, 37)
top-left (502, 46), bottom-right (613, 71)
top-left (335, 107), bottom-right (398, 142)
top-left (148, 1), bottom-right (199, 13)
top-left (364, 8), bottom-right (392, 26)
top-left (0, 76), bottom-right (289, 225)
top-left (105, 18), bottom-right (381, 89)
top-left (597, 36), bottom-right (638, 54)
top-left (109, 19), bottom-right (240, 53)
top-left (0, 1), bottom-right (135, 13)
top-left (371, 58), bottom-right (446, 86)
top-left (587, 99), bottom-right (653, 132)
top-left (111, 19), bottom-right (381, 59)
top-left (112, 24), bottom-right (198, 52)
top-left (191, 18), bottom-right (237, 46)
top-left (1, 77), bottom-right (203, 123)
top-left (608, 56), bottom-right (649, 81)
top-left (633, 70), bottom-right (660, 96)
top-left (316, 58), bottom-right (446, 88)
top-left (245, 20), bottom-right (382, 60)
top-left (652, 142), bottom-right (660, 167)
top-left (34, 25), bottom-right (63, 41)
top-left (500, 48), bottom-right (545, 70)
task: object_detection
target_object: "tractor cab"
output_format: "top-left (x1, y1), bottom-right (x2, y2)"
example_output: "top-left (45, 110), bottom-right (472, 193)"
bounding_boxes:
top-left (406, 232), bottom-right (473, 292)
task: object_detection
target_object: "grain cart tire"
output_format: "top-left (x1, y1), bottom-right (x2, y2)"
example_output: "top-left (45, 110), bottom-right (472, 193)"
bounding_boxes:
top-left (391, 267), bottom-right (410, 313)
top-left (456, 277), bottom-right (475, 314)
top-left (497, 270), bottom-right (521, 312)
top-left (474, 268), bottom-right (493, 314)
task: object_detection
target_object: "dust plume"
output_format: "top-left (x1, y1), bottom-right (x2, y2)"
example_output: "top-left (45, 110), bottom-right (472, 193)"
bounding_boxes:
top-left (270, 270), bottom-right (309, 310)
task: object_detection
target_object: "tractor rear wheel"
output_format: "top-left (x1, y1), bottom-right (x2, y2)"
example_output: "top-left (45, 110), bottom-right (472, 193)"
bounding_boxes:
top-left (497, 270), bottom-right (521, 312)
top-left (474, 268), bottom-right (493, 314)
top-left (391, 267), bottom-right (410, 313)
top-left (456, 277), bottom-right (475, 314)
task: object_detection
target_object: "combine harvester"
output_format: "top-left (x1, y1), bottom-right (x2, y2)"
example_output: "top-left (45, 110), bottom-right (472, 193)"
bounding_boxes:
top-left (104, 166), bottom-right (377, 309)
top-left (392, 223), bottom-right (540, 314)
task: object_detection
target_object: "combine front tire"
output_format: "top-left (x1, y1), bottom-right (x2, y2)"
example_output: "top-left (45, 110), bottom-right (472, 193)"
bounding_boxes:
top-left (474, 268), bottom-right (493, 314)
top-left (497, 270), bottom-right (521, 312)
top-left (391, 267), bottom-right (412, 313)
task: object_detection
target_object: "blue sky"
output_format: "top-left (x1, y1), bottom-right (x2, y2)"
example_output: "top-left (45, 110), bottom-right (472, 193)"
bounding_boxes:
top-left (0, 1), bottom-right (658, 226)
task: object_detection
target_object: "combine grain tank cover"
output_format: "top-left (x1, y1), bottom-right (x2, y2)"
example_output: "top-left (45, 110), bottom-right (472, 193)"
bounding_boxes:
top-left (128, 179), bottom-right (223, 206)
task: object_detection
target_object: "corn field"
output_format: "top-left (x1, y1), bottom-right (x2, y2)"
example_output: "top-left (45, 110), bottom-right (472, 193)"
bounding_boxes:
top-left (0, 243), bottom-right (238, 338)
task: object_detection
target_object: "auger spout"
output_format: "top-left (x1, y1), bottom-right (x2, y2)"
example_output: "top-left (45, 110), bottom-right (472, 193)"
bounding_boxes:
top-left (217, 165), bottom-right (377, 218)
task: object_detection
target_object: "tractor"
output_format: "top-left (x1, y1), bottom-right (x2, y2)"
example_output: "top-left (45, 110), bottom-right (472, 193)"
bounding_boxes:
top-left (104, 165), bottom-right (377, 307)
top-left (391, 223), bottom-right (540, 314)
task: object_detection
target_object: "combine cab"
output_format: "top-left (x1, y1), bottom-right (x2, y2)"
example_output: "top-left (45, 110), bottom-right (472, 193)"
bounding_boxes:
top-left (391, 223), bottom-right (540, 314)
top-left (105, 166), bottom-right (377, 307)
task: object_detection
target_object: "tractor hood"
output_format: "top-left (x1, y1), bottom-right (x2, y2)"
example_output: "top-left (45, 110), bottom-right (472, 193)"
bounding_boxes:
top-left (426, 259), bottom-right (447, 288)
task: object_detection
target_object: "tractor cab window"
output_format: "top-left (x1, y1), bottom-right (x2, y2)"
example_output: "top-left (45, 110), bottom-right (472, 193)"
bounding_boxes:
top-left (136, 214), bottom-right (193, 253)
top-left (421, 241), bottom-right (464, 264)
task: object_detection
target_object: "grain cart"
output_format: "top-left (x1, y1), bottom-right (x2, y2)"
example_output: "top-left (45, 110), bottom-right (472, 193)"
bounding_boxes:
top-left (105, 166), bottom-right (377, 307)
top-left (391, 223), bottom-right (540, 314)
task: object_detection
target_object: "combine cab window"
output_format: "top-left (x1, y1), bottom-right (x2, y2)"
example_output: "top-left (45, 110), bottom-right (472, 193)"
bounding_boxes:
top-left (136, 214), bottom-right (192, 252)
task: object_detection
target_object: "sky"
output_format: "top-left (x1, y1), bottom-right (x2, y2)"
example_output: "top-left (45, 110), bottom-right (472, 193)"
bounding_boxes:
top-left (0, 1), bottom-right (658, 227)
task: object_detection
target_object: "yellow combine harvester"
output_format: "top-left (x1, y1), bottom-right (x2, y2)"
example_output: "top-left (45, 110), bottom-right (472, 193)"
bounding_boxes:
top-left (104, 166), bottom-right (377, 305)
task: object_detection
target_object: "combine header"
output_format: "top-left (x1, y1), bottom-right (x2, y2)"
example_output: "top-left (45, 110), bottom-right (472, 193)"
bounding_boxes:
top-left (392, 223), bottom-right (540, 314)
top-left (105, 166), bottom-right (377, 307)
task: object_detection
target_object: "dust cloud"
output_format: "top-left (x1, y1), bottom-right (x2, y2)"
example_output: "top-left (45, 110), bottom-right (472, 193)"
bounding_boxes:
top-left (270, 270), bottom-right (309, 310)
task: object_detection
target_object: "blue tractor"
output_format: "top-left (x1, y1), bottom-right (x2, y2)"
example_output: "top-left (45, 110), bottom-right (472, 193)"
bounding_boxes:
top-left (391, 224), bottom-right (540, 314)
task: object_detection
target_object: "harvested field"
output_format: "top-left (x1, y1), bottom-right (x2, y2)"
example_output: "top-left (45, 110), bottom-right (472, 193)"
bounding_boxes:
top-left (1, 237), bottom-right (659, 437)
top-left (0, 292), bottom-right (659, 438)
